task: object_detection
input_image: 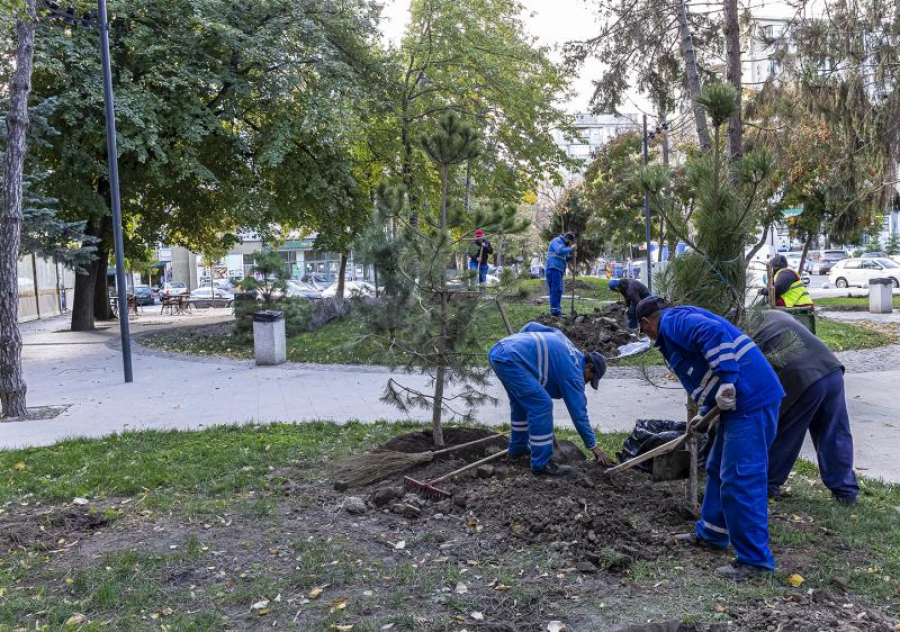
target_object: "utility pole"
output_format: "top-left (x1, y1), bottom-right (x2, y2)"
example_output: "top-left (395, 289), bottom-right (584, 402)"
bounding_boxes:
top-left (97, 0), bottom-right (133, 382)
top-left (642, 115), bottom-right (652, 294)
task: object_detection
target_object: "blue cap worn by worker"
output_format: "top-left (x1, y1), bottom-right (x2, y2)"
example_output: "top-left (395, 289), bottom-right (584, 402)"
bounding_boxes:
top-left (608, 279), bottom-right (621, 291)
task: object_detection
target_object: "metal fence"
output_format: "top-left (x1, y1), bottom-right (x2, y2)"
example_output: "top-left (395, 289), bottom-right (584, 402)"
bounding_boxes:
top-left (16, 254), bottom-right (75, 323)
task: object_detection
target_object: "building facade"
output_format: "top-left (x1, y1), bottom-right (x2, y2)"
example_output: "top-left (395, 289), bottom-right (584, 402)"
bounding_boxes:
top-left (552, 113), bottom-right (640, 182)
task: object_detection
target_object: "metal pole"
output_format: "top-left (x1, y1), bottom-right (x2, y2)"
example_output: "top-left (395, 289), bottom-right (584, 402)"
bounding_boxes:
top-left (643, 114), bottom-right (652, 294)
top-left (98, 0), bottom-right (133, 383)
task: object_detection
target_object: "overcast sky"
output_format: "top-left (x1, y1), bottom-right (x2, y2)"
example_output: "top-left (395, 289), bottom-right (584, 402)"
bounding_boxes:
top-left (377, 0), bottom-right (802, 116)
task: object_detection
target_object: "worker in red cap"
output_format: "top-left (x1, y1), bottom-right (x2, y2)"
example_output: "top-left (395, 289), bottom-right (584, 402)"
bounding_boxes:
top-left (468, 229), bottom-right (493, 287)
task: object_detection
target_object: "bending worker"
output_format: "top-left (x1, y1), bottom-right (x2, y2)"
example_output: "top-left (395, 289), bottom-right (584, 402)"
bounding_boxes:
top-left (608, 278), bottom-right (650, 328)
top-left (546, 232), bottom-right (576, 317)
top-left (635, 297), bottom-right (784, 581)
top-left (468, 229), bottom-right (493, 287)
top-left (759, 255), bottom-right (813, 307)
top-left (751, 310), bottom-right (859, 505)
top-left (488, 322), bottom-right (613, 476)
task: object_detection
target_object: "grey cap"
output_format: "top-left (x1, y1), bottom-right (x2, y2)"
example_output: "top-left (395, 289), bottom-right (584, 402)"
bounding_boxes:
top-left (635, 296), bottom-right (668, 322)
top-left (585, 351), bottom-right (606, 390)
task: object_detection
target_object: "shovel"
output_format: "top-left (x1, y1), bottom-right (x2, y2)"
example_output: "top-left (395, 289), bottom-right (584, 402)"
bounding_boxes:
top-left (606, 405), bottom-right (720, 476)
top-left (404, 449), bottom-right (509, 500)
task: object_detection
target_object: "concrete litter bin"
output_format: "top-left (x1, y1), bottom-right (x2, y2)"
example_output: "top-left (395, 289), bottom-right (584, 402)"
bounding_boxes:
top-left (868, 278), bottom-right (893, 314)
top-left (253, 310), bottom-right (286, 365)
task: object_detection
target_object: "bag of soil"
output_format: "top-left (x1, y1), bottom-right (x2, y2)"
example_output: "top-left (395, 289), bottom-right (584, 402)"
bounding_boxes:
top-left (616, 419), bottom-right (710, 472)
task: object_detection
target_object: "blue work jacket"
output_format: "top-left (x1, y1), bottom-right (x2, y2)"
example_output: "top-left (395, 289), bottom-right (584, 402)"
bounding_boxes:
top-left (495, 322), bottom-right (597, 449)
top-left (655, 306), bottom-right (784, 413)
top-left (547, 236), bottom-right (574, 272)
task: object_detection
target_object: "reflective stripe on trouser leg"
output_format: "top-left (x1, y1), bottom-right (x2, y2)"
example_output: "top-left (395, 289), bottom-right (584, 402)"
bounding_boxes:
top-left (508, 397), bottom-right (530, 458)
top-left (523, 390), bottom-right (555, 470)
top-left (547, 269), bottom-right (563, 316)
top-left (699, 405), bottom-right (779, 569)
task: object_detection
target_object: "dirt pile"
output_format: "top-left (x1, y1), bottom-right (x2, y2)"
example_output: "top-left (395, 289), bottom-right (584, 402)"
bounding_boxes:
top-left (538, 302), bottom-right (639, 356)
top-left (0, 506), bottom-right (112, 552)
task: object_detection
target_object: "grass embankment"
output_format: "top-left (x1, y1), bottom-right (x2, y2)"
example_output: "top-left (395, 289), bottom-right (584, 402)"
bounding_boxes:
top-left (0, 423), bottom-right (897, 631)
top-left (815, 295), bottom-right (900, 310)
top-left (141, 276), bottom-right (895, 367)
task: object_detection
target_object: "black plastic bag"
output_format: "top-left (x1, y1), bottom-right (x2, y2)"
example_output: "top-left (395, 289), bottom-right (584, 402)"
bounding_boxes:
top-left (616, 419), bottom-right (711, 472)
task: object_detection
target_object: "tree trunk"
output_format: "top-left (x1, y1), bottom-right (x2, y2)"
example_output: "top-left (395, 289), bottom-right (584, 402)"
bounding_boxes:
top-left (799, 230), bottom-right (815, 276)
top-left (71, 218), bottom-right (99, 331)
top-left (0, 1), bottom-right (36, 419)
top-left (464, 160), bottom-right (472, 212)
top-left (723, 0), bottom-right (743, 164)
top-left (336, 252), bottom-right (347, 299)
top-left (431, 288), bottom-right (447, 448)
top-left (659, 113), bottom-right (670, 262)
top-left (676, 0), bottom-right (711, 152)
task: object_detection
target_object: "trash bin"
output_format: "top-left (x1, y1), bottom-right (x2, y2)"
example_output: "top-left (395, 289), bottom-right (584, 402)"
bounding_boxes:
top-left (776, 306), bottom-right (816, 335)
top-left (252, 310), bottom-right (286, 365)
top-left (868, 278), bottom-right (893, 314)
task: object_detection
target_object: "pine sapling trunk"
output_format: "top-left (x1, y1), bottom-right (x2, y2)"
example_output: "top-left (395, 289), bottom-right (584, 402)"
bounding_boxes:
top-left (440, 165), bottom-right (449, 227)
top-left (723, 0), bottom-right (743, 164)
top-left (431, 287), bottom-right (448, 448)
top-left (677, 0), bottom-right (711, 152)
top-left (0, 2), bottom-right (36, 419)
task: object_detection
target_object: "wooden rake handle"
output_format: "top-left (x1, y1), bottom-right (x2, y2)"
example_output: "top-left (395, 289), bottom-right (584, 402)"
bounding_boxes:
top-left (430, 449), bottom-right (509, 485)
top-left (606, 405), bottom-right (720, 476)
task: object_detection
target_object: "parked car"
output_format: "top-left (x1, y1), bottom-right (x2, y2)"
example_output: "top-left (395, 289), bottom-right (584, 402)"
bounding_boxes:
top-left (747, 260), bottom-right (810, 289)
top-left (213, 279), bottom-right (235, 292)
top-left (322, 280), bottom-right (376, 298)
top-left (302, 273), bottom-right (336, 291)
top-left (188, 287), bottom-right (234, 308)
top-left (860, 251), bottom-right (889, 259)
top-left (133, 285), bottom-right (154, 306)
top-left (285, 280), bottom-right (322, 300)
top-left (160, 281), bottom-right (189, 300)
top-left (828, 257), bottom-right (900, 288)
top-left (807, 249), bottom-right (848, 275)
top-left (784, 251), bottom-right (812, 274)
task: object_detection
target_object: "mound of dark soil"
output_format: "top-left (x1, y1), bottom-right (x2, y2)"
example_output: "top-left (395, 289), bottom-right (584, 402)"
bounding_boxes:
top-left (378, 427), bottom-right (507, 461)
top-left (538, 302), bottom-right (639, 356)
top-left (1, 506), bottom-right (112, 552)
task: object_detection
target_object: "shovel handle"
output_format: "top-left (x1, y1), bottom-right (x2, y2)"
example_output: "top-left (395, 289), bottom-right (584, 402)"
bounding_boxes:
top-left (430, 449), bottom-right (509, 485)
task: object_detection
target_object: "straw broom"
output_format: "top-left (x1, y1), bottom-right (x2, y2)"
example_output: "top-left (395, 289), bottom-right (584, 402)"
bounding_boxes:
top-left (329, 433), bottom-right (507, 489)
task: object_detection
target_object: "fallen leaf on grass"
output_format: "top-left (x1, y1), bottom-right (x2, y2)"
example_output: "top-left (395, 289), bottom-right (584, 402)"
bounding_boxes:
top-left (331, 626), bottom-right (354, 631)
top-left (330, 597), bottom-right (348, 613)
top-left (65, 613), bottom-right (88, 626)
top-left (381, 625), bottom-right (395, 631)
top-left (470, 612), bottom-right (485, 621)
top-left (251, 599), bottom-right (270, 611)
top-left (714, 603), bottom-right (726, 613)
top-left (786, 574), bottom-right (805, 587)
top-left (393, 540), bottom-right (406, 550)
top-left (454, 582), bottom-right (468, 595)
top-left (72, 497), bottom-right (89, 506)
top-left (308, 586), bottom-right (326, 599)
top-left (12, 462), bottom-right (25, 471)
top-left (547, 622), bottom-right (565, 632)
top-left (494, 584), bottom-right (511, 591)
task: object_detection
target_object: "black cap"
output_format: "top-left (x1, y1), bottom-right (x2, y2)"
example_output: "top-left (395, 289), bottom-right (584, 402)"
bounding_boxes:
top-left (768, 254), bottom-right (788, 271)
top-left (635, 296), bottom-right (667, 322)
top-left (564, 232), bottom-right (576, 241)
top-left (585, 351), bottom-right (606, 390)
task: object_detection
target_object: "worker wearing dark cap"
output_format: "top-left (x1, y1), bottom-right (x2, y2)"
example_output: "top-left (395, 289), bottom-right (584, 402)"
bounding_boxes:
top-left (546, 232), bottom-right (576, 317)
top-left (635, 296), bottom-right (784, 581)
top-left (608, 278), bottom-right (650, 328)
top-left (488, 322), bottom-right (613, 476)
top-left (759, 255), bottom-right (813, 307)
top-left (752, 310), bottom-right (858, 505)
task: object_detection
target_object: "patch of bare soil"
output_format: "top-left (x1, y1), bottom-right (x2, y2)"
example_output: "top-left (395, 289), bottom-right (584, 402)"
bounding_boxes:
top-left (538, 302), bottom-right (639, 356)
top-left (0, 505), bottom-right (112, 552)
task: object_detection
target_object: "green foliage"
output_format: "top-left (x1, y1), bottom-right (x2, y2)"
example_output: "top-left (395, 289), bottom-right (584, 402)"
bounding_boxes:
top-left (233, 297), bottom-right (314, 341)
top-left (886, 233), bottom-right (900, 256)
top-left (865, 236), bottom-right (883, 253)
top-left (240, 250), bottom-right (288, 304)
top-left (543, 187), bottom-right (605, 267)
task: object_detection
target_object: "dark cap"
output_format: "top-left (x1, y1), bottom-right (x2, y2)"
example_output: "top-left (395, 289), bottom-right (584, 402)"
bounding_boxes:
top-left (768, 254), bottom-right (788, 271)
top-left (635, 296), bottom-right (667, 322)
top-left (564, 232), bottom-right (576, 241)
top-left (585, 351), bottom-right (606, 390)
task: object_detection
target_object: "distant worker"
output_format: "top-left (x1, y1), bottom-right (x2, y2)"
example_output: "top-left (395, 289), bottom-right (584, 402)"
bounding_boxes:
top-left (635, 297), bottom-right (785, 581)
top-left (751, 310), bottom-right (858, 505)
top-left (547, 232), bottom-right (576, 317)
top-left (759, 255), bottom-right (813, 307)
top-left (468, 229), bottom-right (493, 287)
top-left (488, 322), bottom-right (613, 476)
top-left (608, 278), bottom-right (650, 328)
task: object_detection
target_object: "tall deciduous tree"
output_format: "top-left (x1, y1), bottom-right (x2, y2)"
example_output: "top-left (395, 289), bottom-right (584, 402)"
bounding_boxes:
top-left (0, 0), bottom-right (36, 419)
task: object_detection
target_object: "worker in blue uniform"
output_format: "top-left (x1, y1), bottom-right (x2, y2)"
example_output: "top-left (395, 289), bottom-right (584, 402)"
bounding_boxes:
top-left (546, 232), bottom-right (576, 317)
top-left (635, 297), bottom-right (785, 581)
top-left (488, 322), bottom-right (613, 476)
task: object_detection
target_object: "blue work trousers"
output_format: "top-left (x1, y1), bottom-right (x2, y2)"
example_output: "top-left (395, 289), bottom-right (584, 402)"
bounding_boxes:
top-left (627, 304), bottom-right (638, 329)
top-left (547, 268), bottom-right (564, 316)
top-left (695, 403), bottom-right (779, 569)
top-left (768, 370), bottom-right (858, 501)
top-left (469, 261), bottom-right (488, 285)
top-left (488, 345), bottom-right (555, 470)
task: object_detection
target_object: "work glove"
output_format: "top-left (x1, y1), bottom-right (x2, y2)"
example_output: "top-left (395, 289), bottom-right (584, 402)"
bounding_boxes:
top-left (715, 383), bottom-right (737, 411)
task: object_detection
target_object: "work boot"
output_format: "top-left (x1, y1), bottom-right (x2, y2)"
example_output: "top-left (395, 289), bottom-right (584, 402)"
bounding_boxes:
top-left (532, 461), bottom-right (573, 477)
top-left (673, 532), bottom-right (725, 550)
top-left (714, 561), bottom-right (773, 582)
top-left (832, 493), bottom-right (858, 507)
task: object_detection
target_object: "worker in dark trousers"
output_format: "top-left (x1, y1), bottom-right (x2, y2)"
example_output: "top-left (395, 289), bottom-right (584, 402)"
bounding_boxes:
top-left (608, 278), bottom-right (650, 328)
top-left (751, 310), bottom-right (859, 505)
top-left (488, 322), bottom-right (613, 476)
top-left (546, 232), bottom-right (576, 317)
top-left (759, 255), bottom-right (813, 307)
top-left (468, 229), bottom-right (493, 287)
top-left (636, 297), bottom-right (785, 581)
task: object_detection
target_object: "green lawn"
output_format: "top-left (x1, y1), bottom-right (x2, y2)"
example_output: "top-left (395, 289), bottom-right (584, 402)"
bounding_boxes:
top-left (0, 422), bottom-right (898, 631)
top-left (815, 295), bottom-right (900, 310)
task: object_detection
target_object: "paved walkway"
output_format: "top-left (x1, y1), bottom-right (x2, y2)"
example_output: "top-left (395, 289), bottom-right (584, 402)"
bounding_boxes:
top-left (5, 312), bottom-right (900, 483)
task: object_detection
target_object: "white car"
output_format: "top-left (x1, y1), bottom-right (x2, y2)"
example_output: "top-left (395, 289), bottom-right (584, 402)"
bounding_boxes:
top-left (321, 281), bottom-right (376, 298)
top-left (188, 287), bottom-right (234, 308)
top-left (829, 257), bottom-right (900, 288)
top-left (784, 251), bottom-right (812, 275)
top-left (285, 280), bottom-right (322, 300)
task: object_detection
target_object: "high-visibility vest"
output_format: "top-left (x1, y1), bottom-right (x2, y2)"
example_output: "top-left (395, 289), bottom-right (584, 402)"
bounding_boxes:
top-left (775, 268), bottom-right (813, 307)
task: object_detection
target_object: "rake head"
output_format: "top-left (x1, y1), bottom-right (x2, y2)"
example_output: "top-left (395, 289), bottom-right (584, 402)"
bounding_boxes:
top-left (403, 475), bottom-right (451, 501)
